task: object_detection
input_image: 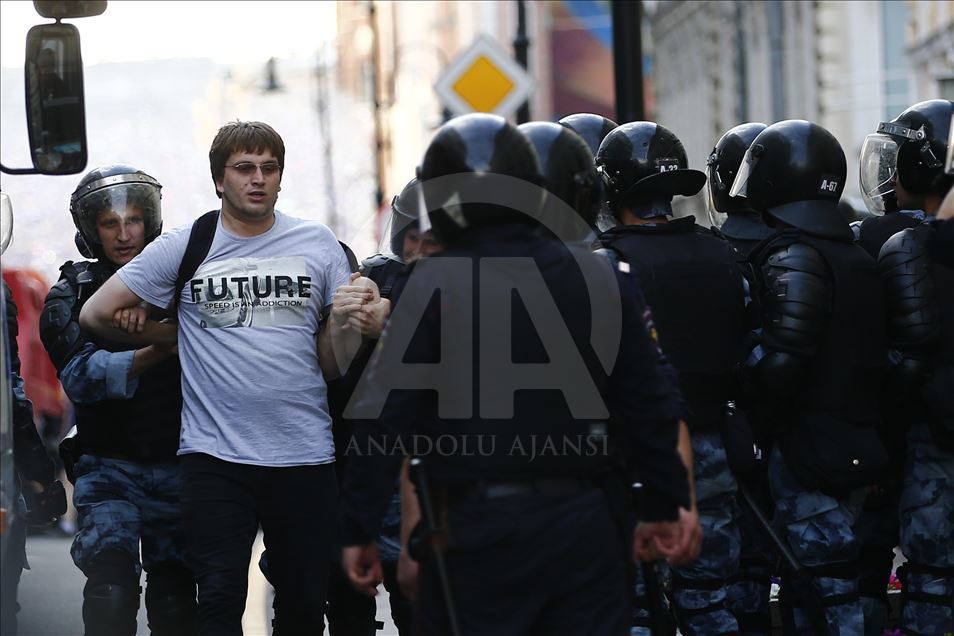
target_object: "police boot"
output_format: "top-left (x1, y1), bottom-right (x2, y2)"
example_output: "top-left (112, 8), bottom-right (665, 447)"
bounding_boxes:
top-left (82, 551), bottom-right (141, 636)
top-left (145, 561), bottom-right (197, 636)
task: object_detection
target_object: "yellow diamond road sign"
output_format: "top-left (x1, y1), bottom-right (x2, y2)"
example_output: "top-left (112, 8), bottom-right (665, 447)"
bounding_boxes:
top-left (435, 35), bottom-right (535, 118)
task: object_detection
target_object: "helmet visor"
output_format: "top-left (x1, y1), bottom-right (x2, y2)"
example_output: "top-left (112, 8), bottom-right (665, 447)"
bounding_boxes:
top-left (73, 179), bottom-right (162, 248)
top-left (705, 161), bottom-right (727, 229)
top-left (728, 148), bottom-right (759, 199)
top-left (706, 187), bottom-right (727, 229)
top-left (377, 194), bottom-right (421, 262)
top-left (946, 111), bottom-right (954, 176)
top-left (859, 133), bottom-right (899, 215)
top-left (1, 192), bottom-right (13, 255)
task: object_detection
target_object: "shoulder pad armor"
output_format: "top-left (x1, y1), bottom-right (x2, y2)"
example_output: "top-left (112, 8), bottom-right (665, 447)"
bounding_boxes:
top-left (760, 242), bottom-right (830, 357)
top-left (359, 253), bottom-right (400, 274)
top-left (877, 227), bottom-right (939, 349)
top-left (40, 266), bottom-right (87, 373)
top-left (765, 242), bottom-right (828, 278)
top-left (360, 253), bottom-right (407, 298)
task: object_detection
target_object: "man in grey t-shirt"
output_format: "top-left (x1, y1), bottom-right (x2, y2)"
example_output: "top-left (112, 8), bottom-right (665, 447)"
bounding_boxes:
top-left (80, 121), bottom-right (352, 635)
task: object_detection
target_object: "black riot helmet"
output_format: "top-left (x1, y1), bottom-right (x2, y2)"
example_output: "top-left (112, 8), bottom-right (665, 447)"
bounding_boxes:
top-left (730, 120), bottom-right (851, 240)
top-left (706, 122), bottom-right (767, 227)
top-left (557, 113), bottom-right (619, 157)
top-left (860, 99), bottom-right (953, 214)
top-left (70, 164), bottom-right (163, 260)
top-left (417, 113), bottom-right (542, 243)
top-left (518, 121), bottom-right (601, 236)
top-left (595, 121), bottom-right (706, 216)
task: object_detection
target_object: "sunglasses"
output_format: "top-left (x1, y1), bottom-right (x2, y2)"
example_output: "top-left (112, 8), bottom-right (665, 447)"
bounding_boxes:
top-left (225, 162), bottom-right (282, 176)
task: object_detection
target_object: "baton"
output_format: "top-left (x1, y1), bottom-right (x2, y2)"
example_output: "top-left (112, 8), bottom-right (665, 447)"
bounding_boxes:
top-left (632, 478), bottom-right (672, 635)
top-left (641, 558), bottom-right (669, 635)
top-left (737, 480), bottom-right (830, 634)
top-left (409, 457), bottom-right (462, 636)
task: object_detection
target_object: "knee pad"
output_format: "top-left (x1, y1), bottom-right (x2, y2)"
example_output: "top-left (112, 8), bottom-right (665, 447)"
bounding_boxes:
top-left (801, 561), bottom-right (861, 610)
top-left (145, 561), bottom-right (197, 636)
top-left (898, 561), bottom-right (954, 608)
top-left (83, 552), bottom-right (140, 636)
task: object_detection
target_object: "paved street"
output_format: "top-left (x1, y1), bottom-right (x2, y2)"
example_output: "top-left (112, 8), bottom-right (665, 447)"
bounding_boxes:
top-left (15, 532), bottom-right (399, 636)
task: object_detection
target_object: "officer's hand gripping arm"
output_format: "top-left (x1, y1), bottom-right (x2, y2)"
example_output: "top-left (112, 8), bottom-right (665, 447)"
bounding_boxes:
top-left (79, 273), bottom-right (176, 348)
top-left (42, 278), bottom-right (169, 403)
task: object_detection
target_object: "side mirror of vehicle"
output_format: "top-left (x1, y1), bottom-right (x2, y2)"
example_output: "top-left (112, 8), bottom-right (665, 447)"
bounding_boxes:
top-left (24, 23), bottom-right (88, 175)
top-left (33, 1), bottom-right (107, 19)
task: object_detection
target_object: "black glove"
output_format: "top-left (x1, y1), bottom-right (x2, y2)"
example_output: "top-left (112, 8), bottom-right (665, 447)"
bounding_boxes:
top-left (26, 479), bottom-right (68, 525)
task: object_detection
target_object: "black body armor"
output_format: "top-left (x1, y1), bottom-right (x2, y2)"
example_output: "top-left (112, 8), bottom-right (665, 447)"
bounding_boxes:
top-left (857, 212), bottom-right (921, 260)
top-left (599, 216), bottom-right (747, 431)
top-left (751, 230), bottom-right (889, 491)
top-left (878, 225), bottom-right (954, 450)
top-left (39, 260), bottom-right (182, 461)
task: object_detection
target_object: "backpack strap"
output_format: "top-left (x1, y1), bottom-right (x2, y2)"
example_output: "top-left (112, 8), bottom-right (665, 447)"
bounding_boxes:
top-left (338, 241), bottom-right (359, 273)
top-left (173, 210), bottom-right (219, 310)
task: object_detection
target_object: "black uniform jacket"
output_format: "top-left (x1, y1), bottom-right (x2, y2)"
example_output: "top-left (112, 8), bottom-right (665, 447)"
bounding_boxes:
top-left (339, 223), bottom-right (690, 545)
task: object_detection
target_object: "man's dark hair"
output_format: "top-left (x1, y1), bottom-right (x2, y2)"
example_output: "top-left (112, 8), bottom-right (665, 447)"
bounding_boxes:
top-left (209, 120), bottom-right (285, 198)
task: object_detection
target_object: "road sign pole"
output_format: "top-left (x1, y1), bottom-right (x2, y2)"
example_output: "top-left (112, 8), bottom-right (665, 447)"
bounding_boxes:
top-left (612, 0), bottom-right (644, 123)
top-left (514, 0), bottom-right (531, 124)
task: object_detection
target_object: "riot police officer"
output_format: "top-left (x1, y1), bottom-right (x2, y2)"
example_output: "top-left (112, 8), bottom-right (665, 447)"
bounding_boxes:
top-left (39, 165), bottom-right (195, 636)
top-left (706, 122), bottom-right (774, 257)
top-left (597, 121), bottom-right (748, 635)
top-left (731, 120), bottom-right (889, 633)
top-left (339, 113), bottom-right (692, 635)
top-left (706, 121), bottom-right (780, 635)
top-left (851, 101), bottom-right (951, 634)
top-left (855, 101), bottom-right (949, 257)
top-left (324, 177), bottom-right (436, 636)
top-left (864, 99), bottom-right (954, 635)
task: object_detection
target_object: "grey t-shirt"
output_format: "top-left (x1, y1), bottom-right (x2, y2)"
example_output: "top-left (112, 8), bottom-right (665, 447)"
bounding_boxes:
top-left (118, 211), bottom-right (351, 466)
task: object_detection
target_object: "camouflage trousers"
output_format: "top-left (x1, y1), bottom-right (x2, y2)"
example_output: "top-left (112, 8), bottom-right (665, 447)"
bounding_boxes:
top-left (898, 423), bottom-right (954, 635)
top-left (769, 446), bottom-right (866, 636)
top-left (632, 431), bottom-right (741, 635)
top-left (71, 455), bottom-right (188, 577)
